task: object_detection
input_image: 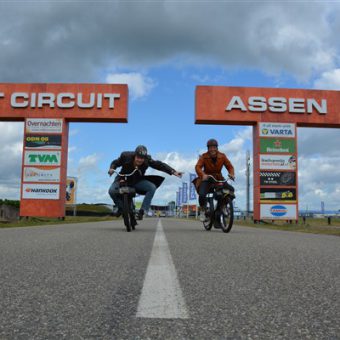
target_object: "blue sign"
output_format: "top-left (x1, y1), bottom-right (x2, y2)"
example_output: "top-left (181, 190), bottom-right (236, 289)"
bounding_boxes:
top-left (176, 191), bottom-right (180, 206)
top-left (178, 187), bottom-right (182, 206)
top-left (182, 183), bottom-right (188, 204)
top-left (270, 205), bottom-right (287, 217)
top-left (189, 173), bottom-right (197, 200)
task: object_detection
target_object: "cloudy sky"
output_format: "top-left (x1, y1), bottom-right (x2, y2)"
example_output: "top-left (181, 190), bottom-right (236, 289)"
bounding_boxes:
top-left (1, 0), bottom-right (340, 212)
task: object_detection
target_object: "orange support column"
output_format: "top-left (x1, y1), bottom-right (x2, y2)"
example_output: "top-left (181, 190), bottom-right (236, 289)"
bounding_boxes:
top-left (253, 122), bottom-right (298, 222)
top-left (253, 124), bottom-right (261, 221)
top-left (20, 118), bottom-right (69, 218)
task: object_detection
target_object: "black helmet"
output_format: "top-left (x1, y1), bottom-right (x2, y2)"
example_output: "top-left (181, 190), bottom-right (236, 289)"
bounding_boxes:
top-left (207, 139), bottom-right (218, 148)
top-left (135, 145), bottom-right (148, 158)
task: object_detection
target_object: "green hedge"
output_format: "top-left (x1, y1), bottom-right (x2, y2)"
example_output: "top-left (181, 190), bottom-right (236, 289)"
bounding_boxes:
top-left (0, 199), bottom-right (20, 208)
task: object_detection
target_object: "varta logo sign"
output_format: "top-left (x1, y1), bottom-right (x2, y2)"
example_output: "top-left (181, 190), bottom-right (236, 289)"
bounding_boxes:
top-left (259, 123), bottom-right (295, 137)
top-left (28, 154), bottom-right (58, 163)
top-left (262, 129), bottom-right (293, 136)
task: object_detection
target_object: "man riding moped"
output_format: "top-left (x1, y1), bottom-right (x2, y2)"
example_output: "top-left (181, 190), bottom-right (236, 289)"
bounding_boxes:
top-left (193, 139), bottom-right (235, 222)
top-left (108, 145), bottom-right (183, 220)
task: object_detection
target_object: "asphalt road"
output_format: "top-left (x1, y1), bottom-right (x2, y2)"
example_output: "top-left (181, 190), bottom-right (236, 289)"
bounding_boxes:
top-left (0, 218), bottom-right (339, 339)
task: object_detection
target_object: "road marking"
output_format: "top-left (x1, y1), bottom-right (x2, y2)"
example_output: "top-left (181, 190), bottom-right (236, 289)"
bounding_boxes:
top-left (136, 219), bottom-right (189, 319)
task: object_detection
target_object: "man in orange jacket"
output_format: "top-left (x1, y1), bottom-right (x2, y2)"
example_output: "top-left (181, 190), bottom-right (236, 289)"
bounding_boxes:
top-left (194, 139), bottom-right (235, 222)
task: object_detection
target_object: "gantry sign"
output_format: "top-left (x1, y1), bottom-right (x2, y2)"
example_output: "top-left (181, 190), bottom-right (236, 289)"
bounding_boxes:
top-left (0, 83), bottom-right (128, 218)
top-left (195, 86), bottom-right (340, 222)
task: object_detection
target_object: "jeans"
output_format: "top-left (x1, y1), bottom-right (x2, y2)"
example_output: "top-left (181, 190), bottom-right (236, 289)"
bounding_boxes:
top-left (108, 179), bottom-right (157, 211)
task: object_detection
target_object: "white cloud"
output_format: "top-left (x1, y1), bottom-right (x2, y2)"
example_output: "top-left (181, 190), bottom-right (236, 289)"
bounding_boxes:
top-left (0, 122), bottom-right (23, 199)
top-left (78, 153), bottom-right (101, 174)
top-left (314, 68), bottom-right (340, 90)
top-left (69, 128), bottom-right (79, 137)
top-left (0, 2), bottom-right (337, 82)
top-left (68, 146), bottom-right (77, 154)
top-left (106, 72), bottom-right (156, 100)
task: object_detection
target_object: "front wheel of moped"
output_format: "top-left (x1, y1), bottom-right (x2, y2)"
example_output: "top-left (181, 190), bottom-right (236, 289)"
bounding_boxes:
top-left (220, 198), bottom-right (234, 233)
top-left (122, 194), bottom-right (131, 232)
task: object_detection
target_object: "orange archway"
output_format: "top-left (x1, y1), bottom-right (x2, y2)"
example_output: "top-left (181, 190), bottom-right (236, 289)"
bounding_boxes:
top-left (0, 83), bottom-right (128, 218)
top-left (195, 86), bottom-right (340, 221)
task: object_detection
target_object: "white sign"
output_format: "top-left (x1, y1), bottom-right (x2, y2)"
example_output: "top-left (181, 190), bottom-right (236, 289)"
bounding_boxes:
top-left (25, 118), bottom-right (63, 133)
top-left (13, 93), bottom-right (120, 109)
top-left (259, 122), bottom-right (296, 137)
top-left (24, 150), bottom-right (61, 166)
top-left (22, 183), bottom-right (60, 200)
top-left (23, 166), bottom-right (60, 183)
top-left (225, 96), bottom-right (327, 115)
top-left (260, 154), bottom-right (296, 170)
top-left (260, 204), bottom-right (297, 219)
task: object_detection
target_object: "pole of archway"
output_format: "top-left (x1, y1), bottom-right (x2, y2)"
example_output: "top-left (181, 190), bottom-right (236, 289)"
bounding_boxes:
top-left (20, 118), bottom-right (69, 218)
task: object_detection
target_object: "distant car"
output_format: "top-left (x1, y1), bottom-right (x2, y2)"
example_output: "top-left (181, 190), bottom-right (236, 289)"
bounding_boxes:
top-left (160, 211), bottom-right (166, 217)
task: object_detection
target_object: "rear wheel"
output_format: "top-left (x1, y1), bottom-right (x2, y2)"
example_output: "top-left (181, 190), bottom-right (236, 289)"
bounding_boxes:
top-left (220, 198), bottom-right (234, 233)
top-left (122, 194), bottom-right (131, 232)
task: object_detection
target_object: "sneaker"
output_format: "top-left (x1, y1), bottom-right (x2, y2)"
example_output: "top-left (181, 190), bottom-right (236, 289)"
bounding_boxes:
top-left (137, 209), bottom-right (144, 221)
top-left (112, 206), bottom-right (122, 217)
top-left (199, 207), bottom-right (208, 222)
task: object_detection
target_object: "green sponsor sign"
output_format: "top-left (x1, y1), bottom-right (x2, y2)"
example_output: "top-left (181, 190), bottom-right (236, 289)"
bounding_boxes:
top-left (260, 138), bottom-right (295, 153)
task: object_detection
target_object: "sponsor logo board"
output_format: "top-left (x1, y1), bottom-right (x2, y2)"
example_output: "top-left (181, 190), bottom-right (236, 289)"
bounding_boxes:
top-left (260, 154), bottom-right (296, 170)
top-left (260, 188), bottom-right (296, 202)
top-left (25, 134), bottom-right (62, 149)
top-left (25, 118), bottom-right (63, 133)
top-left (259, 122), bottom-right (295, 137)
top-left (24, 150), bottom-right (61, 166)
top-left (22, 183), bottom-right (60, 200)
top-left (260, 204), bottom-right (297, 219)
top-left (260, 138), bottom-right (295, 153)
top-left (260, 171), bottom-right (296, 186)
top-left (23, 166), bottom-right (60, 183)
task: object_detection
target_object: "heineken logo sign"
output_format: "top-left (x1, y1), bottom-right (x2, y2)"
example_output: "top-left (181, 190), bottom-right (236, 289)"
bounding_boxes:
top-left (260, 138), bottom-right (296, 153)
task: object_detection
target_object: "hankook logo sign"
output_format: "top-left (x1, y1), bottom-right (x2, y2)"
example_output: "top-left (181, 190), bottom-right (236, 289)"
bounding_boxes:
top-left (22, 184), bottom-right (60, 200)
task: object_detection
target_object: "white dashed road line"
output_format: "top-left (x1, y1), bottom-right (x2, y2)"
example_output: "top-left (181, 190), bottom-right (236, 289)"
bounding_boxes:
top-left (136, 219), bottom-right (189, 319)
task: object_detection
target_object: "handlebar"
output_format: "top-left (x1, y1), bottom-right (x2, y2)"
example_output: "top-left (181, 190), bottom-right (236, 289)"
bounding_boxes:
top-left (109, 168), bottom-right (140, 177)
top-left (207, 174), bottom-right (234, 182)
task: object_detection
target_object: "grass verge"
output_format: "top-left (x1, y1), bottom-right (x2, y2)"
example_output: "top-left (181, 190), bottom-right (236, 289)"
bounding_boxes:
top-left (0, 215), bottom-right (114, 228)
top-left (234, 217), bottom-right (340, 236)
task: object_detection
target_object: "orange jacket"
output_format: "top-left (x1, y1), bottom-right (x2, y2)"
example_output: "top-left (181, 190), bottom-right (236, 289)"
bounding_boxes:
top-left (194, 151), bottom-right (235, 188)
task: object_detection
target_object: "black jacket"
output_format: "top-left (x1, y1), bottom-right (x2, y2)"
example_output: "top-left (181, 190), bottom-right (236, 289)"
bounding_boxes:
top-left (110, 151), bottom-right (175, 186)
